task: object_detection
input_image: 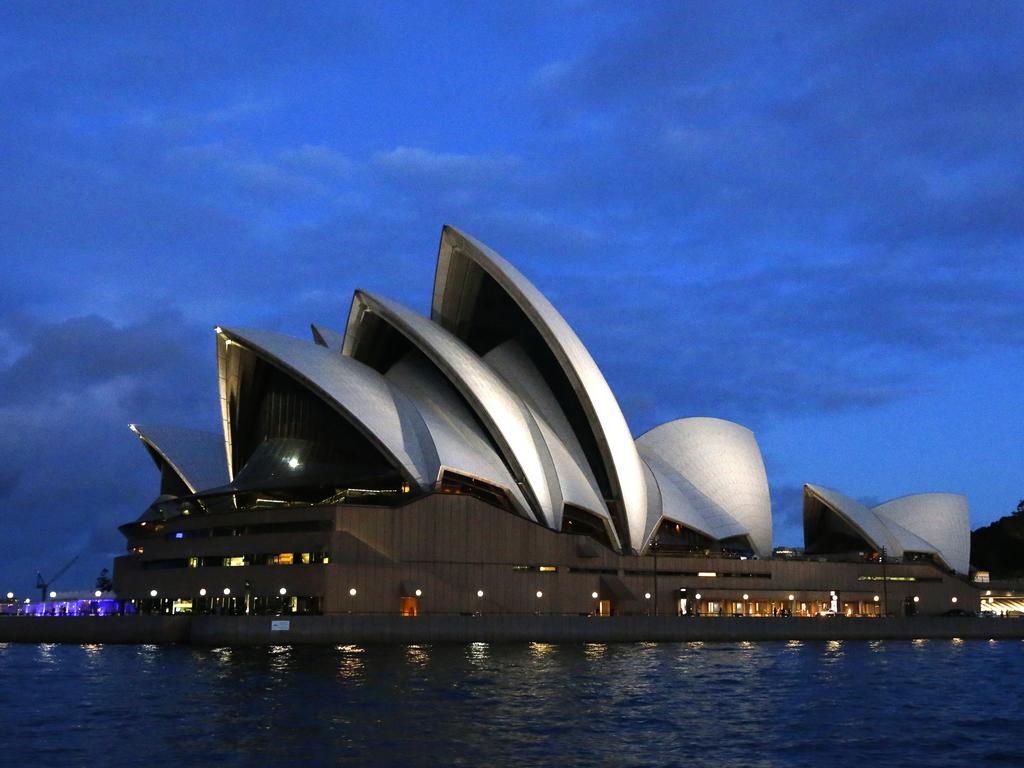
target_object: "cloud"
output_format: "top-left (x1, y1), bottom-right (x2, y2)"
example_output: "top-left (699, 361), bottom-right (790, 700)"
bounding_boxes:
top-left (168, 143), bottom-right (335, 200)
top-left (279, 144), bottom-right (353, 177)
top-left (0, 311), bottom-right (217, 591)
top-left (0, 314), bottom-right (202, 406)
top-left (769, 483), bottom-right (806, 547)
top-left (0, 3), bottom-right (1021, 582)
top-left (373, 146), bottom-right (521, 183)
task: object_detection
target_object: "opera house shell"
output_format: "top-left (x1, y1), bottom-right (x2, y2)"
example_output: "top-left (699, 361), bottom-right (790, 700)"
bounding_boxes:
top-left (139, 225), bottom-right (772, 558)
top-left (112, 226), bottom-right (976, 619)
top-left (803, 484), bottom-right (970, 575)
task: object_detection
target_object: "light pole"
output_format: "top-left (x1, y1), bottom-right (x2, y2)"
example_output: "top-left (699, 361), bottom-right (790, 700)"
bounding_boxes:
top-left (880, 547), bottom-right (888, 618)
top-left (652, 533), bottom-right (659, 616)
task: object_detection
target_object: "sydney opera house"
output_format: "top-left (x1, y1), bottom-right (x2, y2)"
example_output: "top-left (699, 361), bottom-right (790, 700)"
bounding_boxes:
top-left (113, 226), bottom-right (977, 618)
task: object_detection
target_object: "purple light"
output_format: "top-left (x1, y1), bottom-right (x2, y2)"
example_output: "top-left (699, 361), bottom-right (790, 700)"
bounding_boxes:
top-left (174, 532), bottom-right (184, 539)
top-left (15, 598), bottom-right (132, 617)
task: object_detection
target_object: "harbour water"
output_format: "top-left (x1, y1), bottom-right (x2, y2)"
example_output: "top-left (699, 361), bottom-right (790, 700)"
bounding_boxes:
top-left (2, 639), bottom-right (1022, 767)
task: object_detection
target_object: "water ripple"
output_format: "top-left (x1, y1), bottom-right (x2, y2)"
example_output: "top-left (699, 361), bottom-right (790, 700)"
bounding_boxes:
top-left (0, 640), bottom-right (1020, 767)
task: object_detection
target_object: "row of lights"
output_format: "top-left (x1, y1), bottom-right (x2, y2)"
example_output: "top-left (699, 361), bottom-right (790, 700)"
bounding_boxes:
top-left (146, 587), bottom-right (290, 598)
top-left (344, 589), bottom-right (817, 602)
top-left (6, 590), bottom-right (110, 602)
top-left (14, 588), bottom-right (957, 603)
top-left (140, 589), bottom-right (954, 606)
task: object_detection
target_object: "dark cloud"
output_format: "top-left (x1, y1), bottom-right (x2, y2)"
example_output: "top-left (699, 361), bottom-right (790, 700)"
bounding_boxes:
top-left (1, 314), bottom-right (197, 404)
top-left (0, 467), bottom-right (19, 500)
top-left (0, 312), bottom-right (216, 591)
top-left (769, 484), bottom-right (807, 547)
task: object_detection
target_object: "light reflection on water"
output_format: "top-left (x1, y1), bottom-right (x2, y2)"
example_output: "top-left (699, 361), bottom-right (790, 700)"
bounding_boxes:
top-left (583, 642), bottom-right (607, 660)
top-left (336, 644), bottom-right (365, 682)
top-left (268, 644), bottom-right (292, 674)
top-left (529, 641), bottom-right (555, 656)
top-left (467, 641), bottom-right (489, 663)
top-left (405, 644), bottom-right (429, 666)
top-left (1, 640), bottom-right (1021, 768)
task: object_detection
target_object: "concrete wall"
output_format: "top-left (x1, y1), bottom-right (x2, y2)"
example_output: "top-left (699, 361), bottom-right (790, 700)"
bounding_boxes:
top-left (114, 494), bottom-right (980, 618)
top-left (319, 495), bottom-right (978, 616)
top-left (191, 614), bottom-right (1024, 645)
top-left (0, 616), bottom-right (190, 644)
top-left (2, 614), bottom-right (1021, 645)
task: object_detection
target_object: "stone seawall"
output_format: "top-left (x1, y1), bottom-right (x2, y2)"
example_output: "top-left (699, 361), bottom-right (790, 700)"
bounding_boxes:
top-left (191, 615), bottom-right (1024, 645)
top-left (0, 615), bottom-right (190, 644)
top-left (2, 614), bottom-right (1022, 645)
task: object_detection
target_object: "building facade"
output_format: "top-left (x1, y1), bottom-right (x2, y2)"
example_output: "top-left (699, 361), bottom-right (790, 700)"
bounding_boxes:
top-left (113, 226), bottom-right (977, 617)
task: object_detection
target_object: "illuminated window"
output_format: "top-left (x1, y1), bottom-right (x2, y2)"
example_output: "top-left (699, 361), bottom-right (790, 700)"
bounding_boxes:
top-left (270, 553), bottom-right (294, 566)
top-left (300, 553), bottom-right (312, 565)
top-left (399, 596), bottom-right (418, 616)
top-left (538, 566), bottom-right (557, 573)
top-left (188, 557), bottom-right (199, 568)
top-left (224, 556), bottom-right (246, 567)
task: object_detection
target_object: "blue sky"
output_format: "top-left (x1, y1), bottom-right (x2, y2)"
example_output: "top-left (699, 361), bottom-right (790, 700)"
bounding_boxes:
top-left (1, 2), bottom-right (1021, 593)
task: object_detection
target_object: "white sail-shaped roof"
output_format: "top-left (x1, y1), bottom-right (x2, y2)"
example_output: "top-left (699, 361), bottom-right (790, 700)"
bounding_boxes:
top-left (803, 484), bottom-right (904, 557)
top-left (216, 326), bottom-right (438, 487)
top-left (431, 225), bottom-right (648, 552)
top-left (640, 452), bottom-right (751, 548)
top-left (637, 418), bottom-right (772, 557)
top-left (638, 457), bottom-right (665, 551)
top-left (873, 493), bottom-right (970, 574)
top-left (482, 339), bottom-right (614, 534)
top-left (129, 424), bottom-right (228, 494)
top-left (384, 351), bottom-right (533, 519)
top-left (803, 484), bottom-right (971, 573)
top-left (343, 291), bottom-right (563, 528)
top-left (879, 516), bottom-right (941, 559)
top-left (310, 324), bottom-right (345, 352)
top-left (529, 403), bottom-right (616, 536)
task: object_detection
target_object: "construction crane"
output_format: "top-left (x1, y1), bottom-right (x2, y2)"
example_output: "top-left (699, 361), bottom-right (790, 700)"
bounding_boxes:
top-left (36, 555), bottom-right (79, 602)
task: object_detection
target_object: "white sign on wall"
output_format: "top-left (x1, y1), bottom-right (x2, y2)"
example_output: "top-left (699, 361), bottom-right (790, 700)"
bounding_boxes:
top-left (270, 620), bottom-right (290, 632)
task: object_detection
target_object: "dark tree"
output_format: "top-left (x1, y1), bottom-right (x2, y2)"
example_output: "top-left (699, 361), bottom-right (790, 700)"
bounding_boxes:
top-left (95, 568), bottom-right (113, 592)
top-left (971, 505), bottom-right (1024, 579)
